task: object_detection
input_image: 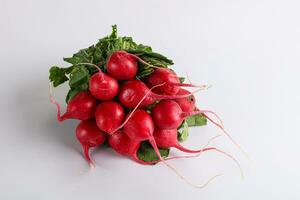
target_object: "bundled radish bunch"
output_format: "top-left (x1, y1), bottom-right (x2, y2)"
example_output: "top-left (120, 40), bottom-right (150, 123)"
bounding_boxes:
top-left (49, 26), bottom-right (243, 173)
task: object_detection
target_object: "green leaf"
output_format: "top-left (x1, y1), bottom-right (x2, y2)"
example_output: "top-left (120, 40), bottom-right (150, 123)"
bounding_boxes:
top-left (63, 45), bottom-right (95, 65)
top-left (179, 77), bottom-right (185, 83)
top-left (65, 83), bottom-right (88, 103)
top-left (137, 141), bottom-right (170, 163)
top-left (68, 66), bottom-right (90, 89)
top-left (185, 114), bottom-right (207, 127)
top-left (49, 66), bottom-right (73, 87)
top-left (177, 120), bottom-right (189, 142)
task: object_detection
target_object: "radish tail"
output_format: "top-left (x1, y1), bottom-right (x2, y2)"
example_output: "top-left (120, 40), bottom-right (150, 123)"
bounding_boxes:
top-left (168, 147), bottom-right (244, 179)
top-left (202, 113), bottom-right (251, 163)
top-left (83, 145), bottom-right (95, 168)
top-left (149, 137), bottom-right (221, 188)
top-left (153, 87), bottom-right (204, 101)
top-left (172, 82), bottom-right (212, 90)
top-left (168, 134), bottom-right (221, 158)
top-left (182, 109), bottom-right (250, 162)
top-left (175, 145), bottom-right (216, 154)
top-left (168, 134), bottom-right (244, 179)
top-left (49, 83), bottom-right (67, 122)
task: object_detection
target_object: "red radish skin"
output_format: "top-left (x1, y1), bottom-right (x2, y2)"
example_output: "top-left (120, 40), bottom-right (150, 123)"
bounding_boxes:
top-left (118, 80), bottom-right (198, 108)
top-left (107, 51), bottom-right (138, 80)
top-left (146, 68), bottom-right (205, 95)
top-left (108, 130), bottom-right (153, 164)
top-left (174, 88), bottom-right (196, 112)
top-left (95, 101), bottom-right (124, 134)
top-left (152, 99), bottom-right (219, 129)
top-left (146, 68), bottom-right (181, 95)
top-left (76, 120), bottom-right (106, 166)
top-left (89, 72), bottom-right (119, 100)
top-left (77, 62), bottom-right (119, 100)
top-left (50, 90), bottom-right (98, 122)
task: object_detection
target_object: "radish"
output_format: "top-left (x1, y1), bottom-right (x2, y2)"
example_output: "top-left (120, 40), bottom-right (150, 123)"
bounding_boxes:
top-left (106, 51), bottom-right (138, 80)
top-left (146, 68), bottom-right (180, 95)
top-left (78, 63), bottom-right (119, 101)
top-left (146, 68), bottom-right (203, 95)
top-left (76, 120), bottom-right (106, 166)
top-left (118, 80), bottom-right (199, 108)
top-left (152, 99), bottom-right (220, 129)
top-left (106, 50), bottom-right (162, 80)
top-left (108, 130), bottom-right (153, 164)
top-left (174, 88), bottom-right (196, 112)
top-left (50, 90), bottom-right (98, 122)
top-left (95, 101), bottom-right (124, 134)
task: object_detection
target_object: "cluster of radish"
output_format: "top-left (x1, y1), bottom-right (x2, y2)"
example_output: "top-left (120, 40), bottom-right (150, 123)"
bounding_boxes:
top-left (50, 50), bottom-right (245, 187)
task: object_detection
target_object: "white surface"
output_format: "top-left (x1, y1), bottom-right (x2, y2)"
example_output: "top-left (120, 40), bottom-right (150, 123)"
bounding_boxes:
top-left (1, 0), bottom-right (299, 199)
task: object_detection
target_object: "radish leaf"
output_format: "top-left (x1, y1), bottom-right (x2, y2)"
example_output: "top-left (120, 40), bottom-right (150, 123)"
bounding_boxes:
top-left (137, 141), bottom-right (169, 163)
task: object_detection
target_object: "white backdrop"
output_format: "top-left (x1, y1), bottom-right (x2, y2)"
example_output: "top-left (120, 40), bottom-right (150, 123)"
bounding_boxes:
top-left (1, 0), bottom-right (299, 199)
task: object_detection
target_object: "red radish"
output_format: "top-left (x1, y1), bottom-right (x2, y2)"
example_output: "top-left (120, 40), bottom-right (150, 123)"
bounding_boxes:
top-left (76, 120), bottom-right (106, 166)
top-left (174, 88), bottom-right (196, 112)
top-left (95, 101), bottom-right (124, 134)
top-left (108, 130), bottom-right (153, 165)
top-left (122, 109), bottom-right (165, 160)
top-left (118, 80), bottom-right (198, 108)
top-left (50, 90), bottom-right (98, 122)
top-left (146, 68), bottom-right (206, 95)
top-left (106, 51), bottom-right (138, 80)
top-left (79, 63), bottom-right (119, 101)
top-left (106, 50), bottom-right (162, 80)
top-left (152, 99), bottom-right (220, 129)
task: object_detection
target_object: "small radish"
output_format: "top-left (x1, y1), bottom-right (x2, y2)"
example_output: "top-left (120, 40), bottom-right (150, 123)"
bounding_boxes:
top-left (50, 90), bottom-right (98, 122)
top-left (152, 99), bottom-right (218, 129)
top-left (106, 50), bottom-right (162, 80)
top-left (106, 51), bottom-right (138, 80)
top-left (108, 130), bottom-right (153, 164)
top-left (76, 120), bottom-right (106, 166)
top-left (118, 80), bottom-right (199, 108)
top-left (174, 88), bottom-right (196, 112)
top-left (95, 101), bottom-right (124, 134)
top-left (146, 68), bottom-right (207, 95)
top-left (78, 63), bottom-right (119, 100)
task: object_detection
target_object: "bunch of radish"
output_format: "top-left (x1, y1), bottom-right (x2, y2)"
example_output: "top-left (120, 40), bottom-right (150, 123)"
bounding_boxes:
top-left (49, 26), bottom-right (246, 187)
